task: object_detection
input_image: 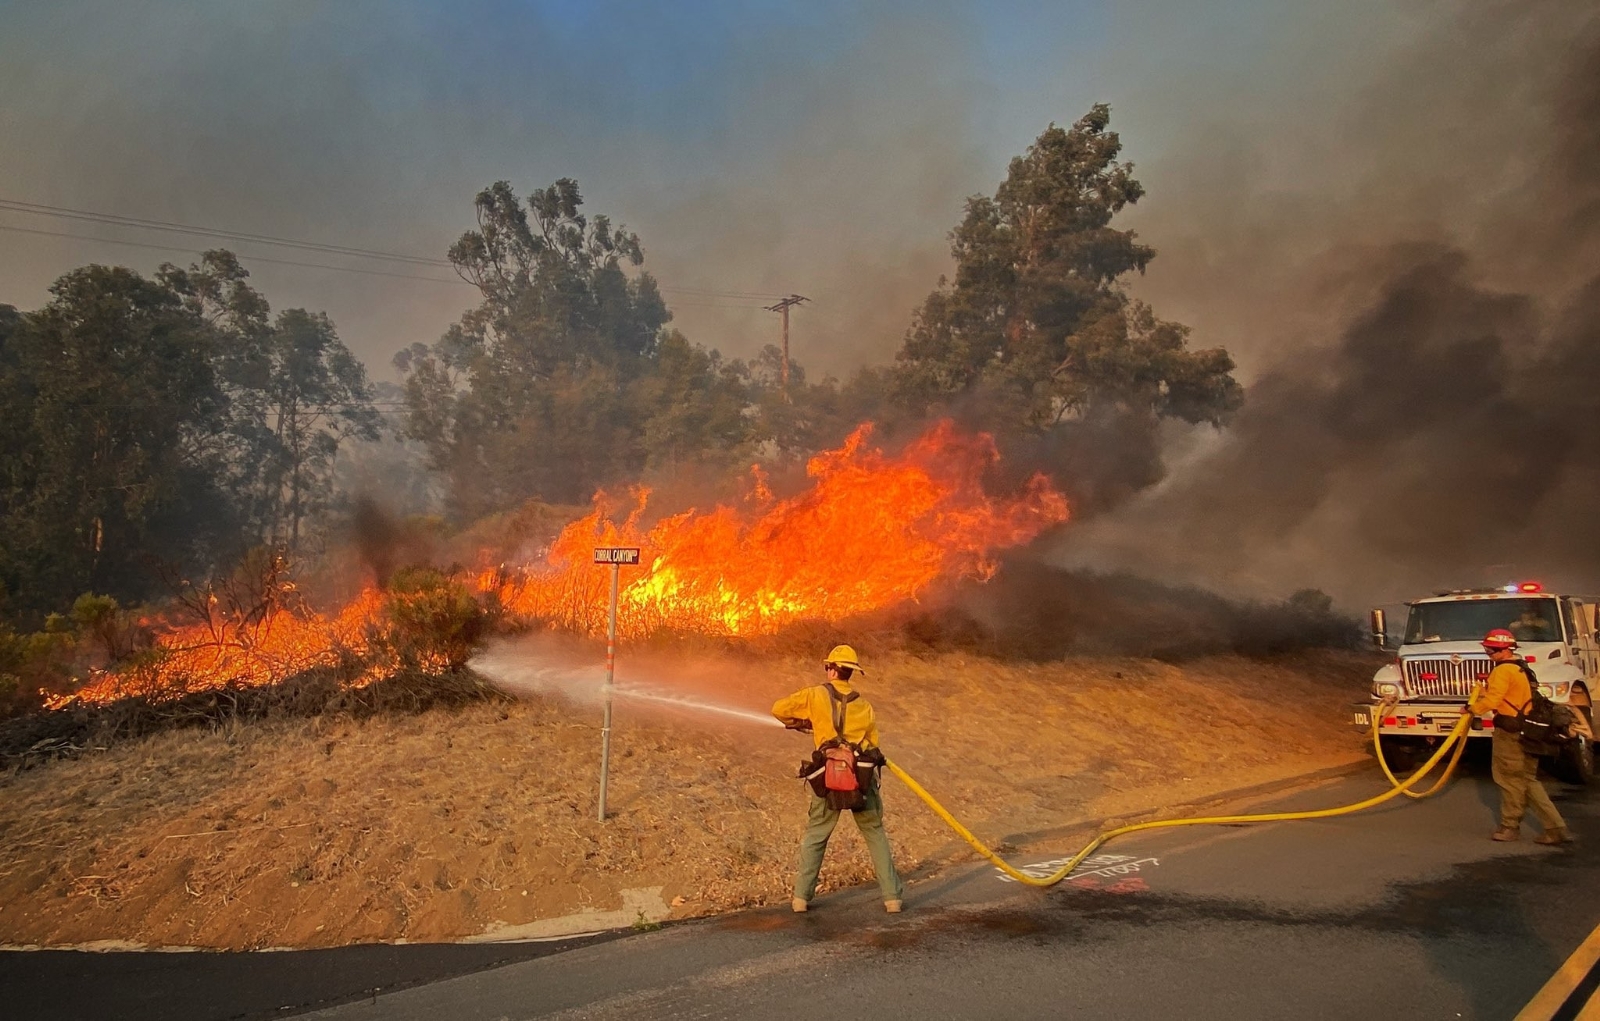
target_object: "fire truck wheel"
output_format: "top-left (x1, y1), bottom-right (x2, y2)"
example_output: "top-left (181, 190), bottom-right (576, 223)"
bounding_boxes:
top-left (1554, 728), bottom-right (1595, 786)
top-left (1377, 736), bottom-right (1425, 773)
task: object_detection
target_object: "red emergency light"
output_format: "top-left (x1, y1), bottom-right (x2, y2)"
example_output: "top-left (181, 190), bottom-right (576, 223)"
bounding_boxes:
top-left (1517, 581), bottom-right (1543, 593)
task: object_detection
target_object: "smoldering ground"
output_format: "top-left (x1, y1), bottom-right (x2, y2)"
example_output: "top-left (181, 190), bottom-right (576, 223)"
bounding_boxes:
top-left (1060, 1), bottom-right (1600, 609)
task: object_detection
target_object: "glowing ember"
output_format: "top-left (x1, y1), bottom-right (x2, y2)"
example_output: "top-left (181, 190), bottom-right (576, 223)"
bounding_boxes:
top-left (491, 421), bottom-right (1069, 636)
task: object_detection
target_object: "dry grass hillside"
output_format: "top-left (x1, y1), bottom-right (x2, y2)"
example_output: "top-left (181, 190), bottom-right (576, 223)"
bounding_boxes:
top-left (0, 648), bottom-right (1375, 949)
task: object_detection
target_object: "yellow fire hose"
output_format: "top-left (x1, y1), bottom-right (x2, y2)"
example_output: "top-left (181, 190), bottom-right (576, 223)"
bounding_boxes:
top-left (883, 693), bottom-right (1477, 887)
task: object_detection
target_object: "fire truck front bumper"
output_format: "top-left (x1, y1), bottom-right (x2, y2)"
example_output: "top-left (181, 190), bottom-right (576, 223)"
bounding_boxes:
top-left (1352, 702), bottom-right (1495, 738)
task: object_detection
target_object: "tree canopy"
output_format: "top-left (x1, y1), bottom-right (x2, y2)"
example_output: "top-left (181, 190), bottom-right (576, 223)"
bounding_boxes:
top-left (0, 255), bottom-right (378, 619)
top-left (2, 107), bottom-right (1247, 630)
top-left (395, 179), bottom-right (839, 517)
top-left (893, 105), bottom-right (1242, 508)
top-left (160, 253), bottom-right (380, 552)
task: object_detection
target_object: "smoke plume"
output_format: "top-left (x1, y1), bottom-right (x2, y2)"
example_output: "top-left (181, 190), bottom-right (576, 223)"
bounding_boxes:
top-left (1061, 1), bottom-right (1600, 608)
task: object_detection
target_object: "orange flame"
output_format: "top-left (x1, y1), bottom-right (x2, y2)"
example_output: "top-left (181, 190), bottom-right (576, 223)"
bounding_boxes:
top-left (42, 590), bottom-right (384, 710)
top-left (46, 420), bottom-right (1066, 709)
top-left (490, 421), bottom-right (1069, 637)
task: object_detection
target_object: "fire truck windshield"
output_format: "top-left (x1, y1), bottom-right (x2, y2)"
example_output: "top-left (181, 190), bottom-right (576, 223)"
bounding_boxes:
top-left (1405, 597), bottom-right (1563, 644)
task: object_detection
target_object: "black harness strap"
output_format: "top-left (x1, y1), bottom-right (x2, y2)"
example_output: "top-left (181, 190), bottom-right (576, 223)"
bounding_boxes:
top-left (824, 683), bottom-right (858, 749)
top-left (1510, 659), bottom-right (1540, 716)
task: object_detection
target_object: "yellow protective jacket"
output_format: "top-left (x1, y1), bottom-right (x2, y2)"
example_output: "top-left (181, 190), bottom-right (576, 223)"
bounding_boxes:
top-left (1469, 661), bottom-right (1536, 718)
top-left (772, 681), bottom-right (881, 750)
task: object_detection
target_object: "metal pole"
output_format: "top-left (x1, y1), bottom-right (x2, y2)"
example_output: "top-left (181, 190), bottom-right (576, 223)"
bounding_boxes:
top-left (598, 561), bottom-right (619, 822)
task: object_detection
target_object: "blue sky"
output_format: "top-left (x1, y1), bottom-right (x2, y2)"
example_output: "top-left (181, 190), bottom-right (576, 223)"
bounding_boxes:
top-left (0, 0), bottom-right (1425, 376)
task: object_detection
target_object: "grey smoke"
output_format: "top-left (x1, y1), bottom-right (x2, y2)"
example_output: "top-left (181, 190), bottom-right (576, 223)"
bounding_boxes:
top-left (1060, 0), bottom-right (1600, 608)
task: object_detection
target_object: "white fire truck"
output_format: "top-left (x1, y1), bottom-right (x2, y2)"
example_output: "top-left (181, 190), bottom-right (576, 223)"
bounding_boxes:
top-left (1355, 582), bottom-right (1597, 784)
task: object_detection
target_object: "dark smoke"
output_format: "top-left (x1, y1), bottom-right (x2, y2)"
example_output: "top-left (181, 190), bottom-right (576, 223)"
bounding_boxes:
top-left (350, 495), bottom-right (401, 586)
top-left (786, 561), bottom-right (1361, 663)
top-left (348, 495), bottom-right (441, 588)
top-left (1060, 3), bottom-right (1600, 609)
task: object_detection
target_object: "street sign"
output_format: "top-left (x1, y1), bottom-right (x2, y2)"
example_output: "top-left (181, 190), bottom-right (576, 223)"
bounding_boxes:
top-left (593, 547), bottom-right (641, 565)
top-left (593, 547), bottom-right (640, 821)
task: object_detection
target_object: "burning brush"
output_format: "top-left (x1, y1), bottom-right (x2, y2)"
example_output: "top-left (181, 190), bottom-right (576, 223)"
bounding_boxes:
top-left (46, 421), bottom-right (1068, 710)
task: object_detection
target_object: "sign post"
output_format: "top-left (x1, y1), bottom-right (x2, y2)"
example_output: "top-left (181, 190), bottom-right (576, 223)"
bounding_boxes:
top-left (593, 547), bottom-right (640, 821)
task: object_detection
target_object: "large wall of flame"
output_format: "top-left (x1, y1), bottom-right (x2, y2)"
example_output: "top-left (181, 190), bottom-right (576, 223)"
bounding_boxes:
top-left (491, 421), bottom-right (1068, 637)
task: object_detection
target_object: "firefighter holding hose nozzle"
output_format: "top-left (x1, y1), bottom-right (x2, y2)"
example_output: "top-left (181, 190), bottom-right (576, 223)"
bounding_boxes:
top-left (1468, 628), bottom-right (1571, 845)
top-left (772, 644), bottom-right (905, 914)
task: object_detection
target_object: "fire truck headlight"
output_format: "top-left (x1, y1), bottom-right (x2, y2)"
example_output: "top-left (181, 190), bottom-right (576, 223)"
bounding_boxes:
top-left (1375, 682), bottom-right (1400, 699)
top-left (1538, 684), bottom-right (1554, 697)
top-left (1555, 683), bottom-right (1572, 698)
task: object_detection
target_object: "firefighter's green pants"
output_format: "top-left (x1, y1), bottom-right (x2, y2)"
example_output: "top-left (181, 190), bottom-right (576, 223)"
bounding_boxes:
top-left (794, 788), bottom-right (904, 903)
top-left (1492, 728), bottom-right (1565, 832)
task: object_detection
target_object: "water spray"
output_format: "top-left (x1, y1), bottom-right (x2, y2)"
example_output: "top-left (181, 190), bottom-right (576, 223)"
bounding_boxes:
top-left (611, 686), bottom-right (782, 728)
top-left (474, 647), bottom-right (779, 729)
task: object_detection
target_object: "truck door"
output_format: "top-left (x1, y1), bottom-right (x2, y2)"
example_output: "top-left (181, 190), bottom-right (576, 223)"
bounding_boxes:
top-left (1565, 599), bottom-right (1596, 679)
top-left (1578, 601), bottom-right (1600, 680)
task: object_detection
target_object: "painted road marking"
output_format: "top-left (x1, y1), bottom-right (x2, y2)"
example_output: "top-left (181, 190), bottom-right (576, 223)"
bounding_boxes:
top-left (1514, 917), bottom-right (1600, 1020)
top-left (996, 853), bottom-right (1160, 885)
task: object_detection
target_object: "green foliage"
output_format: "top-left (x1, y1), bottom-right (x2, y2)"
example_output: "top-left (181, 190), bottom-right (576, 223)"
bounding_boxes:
top-left (253, 309), bottom-right (381, 551)
top-left (69, 593), bottom-right (144, 662)
top-left (0, 623), bottom-right (74, 716)
top-left (892, 105), bottom-right (1242, 509)
top-left (631, 910), bottom-right (663, 932)
top-left (382, 567), bottom-right (487, 672)
top-left (0, 253), bottom-right (380, 621)
top-left (742, 345), bottom-right (863, 464)
top-left (396, 180), bottom-right (806, 517)
top-left (636, 331), bottom-right (753, 474)
top-left (161, 254), bottom-right (381, 552)
top-left (0, 266), bottom-right (232, 615)
top-left (395, 180), bottom-right (668, 513)
top-left (0, 584), bottom-right (128, 717)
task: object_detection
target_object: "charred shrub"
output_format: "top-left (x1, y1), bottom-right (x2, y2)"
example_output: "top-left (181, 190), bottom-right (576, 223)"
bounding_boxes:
top-left (0, 664), bottom-right (504, 769)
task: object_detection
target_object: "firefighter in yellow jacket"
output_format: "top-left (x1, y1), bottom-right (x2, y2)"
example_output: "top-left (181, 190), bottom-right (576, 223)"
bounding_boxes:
top-left (772, 644), bottom-right (905, 913)
top-left (1468, 628), bottom-right (1570, 844)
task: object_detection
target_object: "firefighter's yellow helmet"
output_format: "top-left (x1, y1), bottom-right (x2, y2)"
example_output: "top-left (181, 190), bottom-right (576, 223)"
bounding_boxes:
top-left (824, 644), bottom-right (865, 674)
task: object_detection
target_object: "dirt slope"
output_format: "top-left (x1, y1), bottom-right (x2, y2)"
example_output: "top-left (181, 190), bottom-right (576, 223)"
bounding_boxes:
top-left (0, 650), bottom-right (1374, 949)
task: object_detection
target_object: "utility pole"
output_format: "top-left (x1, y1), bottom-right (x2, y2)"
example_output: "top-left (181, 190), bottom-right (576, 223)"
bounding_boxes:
top-left (763, 294), bottom-right (809, 397)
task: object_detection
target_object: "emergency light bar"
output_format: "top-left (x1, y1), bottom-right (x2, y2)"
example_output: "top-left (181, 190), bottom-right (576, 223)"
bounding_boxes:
top-left (1434, 582), bottom-right (1547, 596)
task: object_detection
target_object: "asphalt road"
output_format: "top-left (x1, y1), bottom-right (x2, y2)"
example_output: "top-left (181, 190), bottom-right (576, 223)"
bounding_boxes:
top-left (7, 753), bottom-right (1598, 1021)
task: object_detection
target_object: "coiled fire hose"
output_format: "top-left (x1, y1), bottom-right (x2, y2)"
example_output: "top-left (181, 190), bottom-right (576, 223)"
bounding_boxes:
top-left (883, 690), bottom-right (1479, 888)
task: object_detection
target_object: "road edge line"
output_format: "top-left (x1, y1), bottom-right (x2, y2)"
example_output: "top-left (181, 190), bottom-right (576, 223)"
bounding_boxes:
top-left (1515, 920), bottom-right (1600, 1021)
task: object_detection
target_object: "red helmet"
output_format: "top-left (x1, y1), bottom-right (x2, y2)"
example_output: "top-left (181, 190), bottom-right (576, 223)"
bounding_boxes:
top-left (1482, 628), bottom-right (1518, 651)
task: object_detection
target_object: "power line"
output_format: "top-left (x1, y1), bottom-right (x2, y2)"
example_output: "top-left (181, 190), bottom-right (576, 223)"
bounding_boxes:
top-left (0, 198), bottom-right (449, 267)
top-left (657, 285), bottom-right (780, 300)
top-left (0, 197), bottom-right (790, 302)
top-left (0, 224), bottom-right (471, 286)
top-left (2, 223), bottom-right (797, 320)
